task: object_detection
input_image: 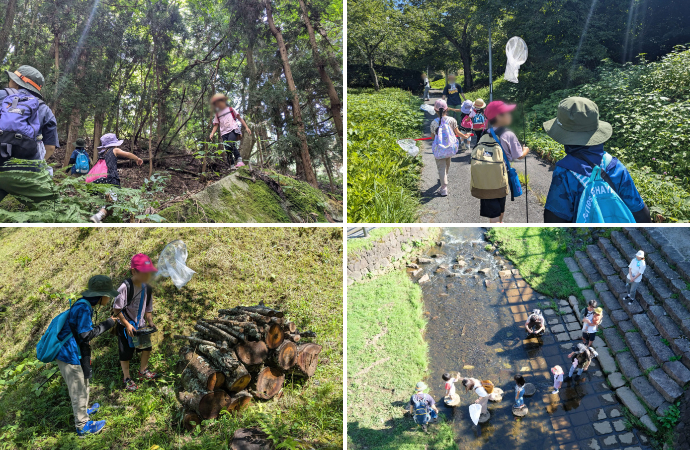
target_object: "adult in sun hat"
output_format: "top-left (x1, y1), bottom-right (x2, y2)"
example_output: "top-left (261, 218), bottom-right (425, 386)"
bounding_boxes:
top-left (55, 275), bottom-right (120, 435)
top-left (89, 133), bottom-right (144, 223)
top-left (113, 253), bottom-right (161, 392)
top-left (625, 250), bottom-right (646, 306)
top-left (543, 97), bottom-right (651, 223)
top-left (409, 381), bottom-right (439, 432)
top-left (0, 65), bottom-right (61, 208)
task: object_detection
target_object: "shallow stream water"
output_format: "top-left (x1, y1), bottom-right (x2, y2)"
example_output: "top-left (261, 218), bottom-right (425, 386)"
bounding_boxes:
top-left (409, 228), bottom-right (583, 448)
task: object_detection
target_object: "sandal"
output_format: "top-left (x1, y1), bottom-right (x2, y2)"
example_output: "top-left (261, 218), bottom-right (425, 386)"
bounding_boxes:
top-left (124, 378), bottom-right (138, 392)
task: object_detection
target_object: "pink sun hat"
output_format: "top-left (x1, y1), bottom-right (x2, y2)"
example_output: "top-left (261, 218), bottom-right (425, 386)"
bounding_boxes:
top-left (131, 253), bottom-right (157, 272)
top-left (485, 101), bottom-right (517, 121)
top-left (434, 99), bottom-right (448, 111)
top-left (551, 365), bottom-right (564, 375)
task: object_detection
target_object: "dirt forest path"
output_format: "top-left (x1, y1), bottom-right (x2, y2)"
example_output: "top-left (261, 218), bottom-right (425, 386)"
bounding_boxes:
top-left (418, 91), bottom-right (552, 223)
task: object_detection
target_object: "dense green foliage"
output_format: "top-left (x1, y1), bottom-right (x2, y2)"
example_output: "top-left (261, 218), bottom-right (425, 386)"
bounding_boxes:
top-left (0, 227), bottom-right (343, 448)
top-left (0, 0), bottom-right (343, 221)
top-left (347, 89), bottom-right (423, 222)
top-left (347, 270), bottom-right (455, 450)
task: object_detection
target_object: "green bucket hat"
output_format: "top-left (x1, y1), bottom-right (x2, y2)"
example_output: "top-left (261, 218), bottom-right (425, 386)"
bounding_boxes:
top-left (415, 381), bottom-right (428, 392)
top-left (74, 138), bottom-right (86, 147)
top-left (543, 97), bottom-right (612, 146)
top-left (6, 65), bottom-right (45, 99)
top-left (81, 275), bottom-right (119, 298)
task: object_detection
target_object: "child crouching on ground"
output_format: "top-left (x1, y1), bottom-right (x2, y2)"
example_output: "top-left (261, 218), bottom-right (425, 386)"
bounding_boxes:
top-left (56, 275), bottom-right (119, 435)
top-left (112, 253), bottom-right (160, 391)
top-left (209, 93), bottom-right (251, 170)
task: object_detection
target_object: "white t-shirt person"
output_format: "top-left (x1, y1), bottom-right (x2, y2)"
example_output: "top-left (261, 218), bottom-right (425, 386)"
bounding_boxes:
top-left (627, 256), bottom-right (646, 283)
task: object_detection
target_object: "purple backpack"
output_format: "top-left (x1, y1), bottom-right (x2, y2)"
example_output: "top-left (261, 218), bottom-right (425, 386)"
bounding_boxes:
top-left (0, 88), bottom-right (42, 164)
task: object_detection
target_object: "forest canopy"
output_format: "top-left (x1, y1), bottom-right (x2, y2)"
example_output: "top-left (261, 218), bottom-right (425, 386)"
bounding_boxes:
top-left (0, 0), bottom-right (343, 193)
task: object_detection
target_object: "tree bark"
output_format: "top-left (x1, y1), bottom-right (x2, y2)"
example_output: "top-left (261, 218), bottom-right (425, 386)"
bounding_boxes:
top-left (265, 0), bottom-right (318, 187)
top-left (64, 108), bottom-right (81, 166)
top-left (52, 30), bottom-right (60, 112)
top-left (0, 0), bottom-right (18, 61)
top-left (253, 366), bottom-right (285, 400)
top-left (237, 305), bottom-right (284, 318)
top-left (228, 390), bottom-right (252, 412)
top-left (92, 112), bottom-right (104, 162)
top-left (298, 0), bottom-right (342, 143)
top-left (288, 343), bottom-right (322, 378)
top-left (367, 54), bottom-right (380, 91)
top-left (182, 411), bottom-right (202, 432)
top-left (180, 348), bottom-right (226, 391)
top-left (196, 344), bottom-right (242, 372)
top-left (235, 340), bottom-right (268, 366)
top-left (179, 388), bottom-right (231, 420)
top-left (224, 365), bottom-right (251, 393)
top-left (268, 340), bottom-right (297, 370)
top-left (445, 21), bottom-right (473, 90)
top-left (174, 334), bottom-right (219, 348)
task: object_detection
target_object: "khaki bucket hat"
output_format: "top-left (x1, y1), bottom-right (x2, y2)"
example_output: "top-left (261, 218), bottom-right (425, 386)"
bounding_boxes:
top-left (543, 97), bottom-right (612, 146)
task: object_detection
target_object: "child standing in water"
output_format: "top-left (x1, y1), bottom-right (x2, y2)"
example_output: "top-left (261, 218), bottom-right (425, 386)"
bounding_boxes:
top-left (551, 366), bottom-right (564, 394)
top-left (430, 99), bottom-right (472, 197)
top-left (209, 93), bottom-right (251, 170)
top-left (442, 372), bottom-right (458, 399)
top-left (514, 375), bottom-right (526, 409)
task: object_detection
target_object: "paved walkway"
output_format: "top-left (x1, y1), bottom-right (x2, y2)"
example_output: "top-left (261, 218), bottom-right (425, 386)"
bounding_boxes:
top-left (418, 94), bottom-right (552, 223)
top-left (496, 269), bottom-right (650, 450)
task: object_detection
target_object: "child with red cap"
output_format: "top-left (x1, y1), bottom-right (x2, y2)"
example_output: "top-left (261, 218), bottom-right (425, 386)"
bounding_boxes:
top-left (112, 253), bottom-right (160, 391)
top-left (479, 100), bottom-right (530, 223)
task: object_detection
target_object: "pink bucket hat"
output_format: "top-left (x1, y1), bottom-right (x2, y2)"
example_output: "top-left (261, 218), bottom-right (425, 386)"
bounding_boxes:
top-left (131, 253), bottom-right (157, 272)
top-left (485, 101), bottom-right (517, 121)
top-left (434, 99), bottom-right (448, 111)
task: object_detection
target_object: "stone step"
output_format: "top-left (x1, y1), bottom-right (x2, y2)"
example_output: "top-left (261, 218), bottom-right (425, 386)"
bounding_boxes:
top-left (630, 376), bottom-right (667, 413)
top-left (622, 228), bottom-right (657, 256)
top-left (599, 290), bottom-right (621, 312)
top-left (645, 334), bottom-right (677, 367)
top-left (647, 306), bottom-right (682, 341)
top-left (611, 230), bottom-right (640, 262)
top-left (663, 360), bottom-right (690, 387)
top-left (648, 368), bottom-right (683, 403)
top-left (615, 351), bottom-right (642, 381)
top-left (575, 250), bottom-right (603, 285)
top-left (615, 386), bottom-right (646, 418)
top-left (602, 328), bottom-right (628, 354)
top-left (632, 314), bottom-right (659, 338)
top-left (625, 332), bottom-right (651, 362)
top-left (586, 244), bottom-right (616, 277)
top-left (598, 238), bottom-right (627, 272)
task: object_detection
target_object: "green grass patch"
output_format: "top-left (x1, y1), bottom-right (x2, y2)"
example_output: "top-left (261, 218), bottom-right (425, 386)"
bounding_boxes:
top-left (347, 271), bottom-right (454, 449)
top-left (347, 88), bottom-right (423, 223)
top-left (487, 227), bottom-right (581, 300)
top-left (347, 228), bottom-right (399, 255)
top-left (0, 227), bottom-right (343, 449)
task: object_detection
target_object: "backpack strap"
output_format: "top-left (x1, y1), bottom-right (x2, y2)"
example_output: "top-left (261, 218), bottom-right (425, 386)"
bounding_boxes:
top-left (68, 298), bottom-right (91, 360)
top-left (567, 152), bottom-right (614, 187)
top-left (488, 128), bottom-right (512, 171)
top-left (122, 279), bottom-right (150, 325)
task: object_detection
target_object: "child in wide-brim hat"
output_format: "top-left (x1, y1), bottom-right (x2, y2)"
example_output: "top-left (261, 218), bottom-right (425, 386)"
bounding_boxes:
top-left (542, 97), bottom-right (651, 223)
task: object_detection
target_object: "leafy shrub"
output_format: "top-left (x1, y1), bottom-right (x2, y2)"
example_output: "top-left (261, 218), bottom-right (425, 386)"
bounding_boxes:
top-left (347, 88), bottom-right (423, 222)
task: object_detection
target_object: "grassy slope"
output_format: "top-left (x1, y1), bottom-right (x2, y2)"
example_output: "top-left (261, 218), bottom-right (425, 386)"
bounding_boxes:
top-left (346, 228), bottom-right (398, 255)
top-left (486, 227), bottom-right (583, 302)
top-left (0, 227), bottom-right (343, 449)
top-left (347, 271), bottom-right (454, 450)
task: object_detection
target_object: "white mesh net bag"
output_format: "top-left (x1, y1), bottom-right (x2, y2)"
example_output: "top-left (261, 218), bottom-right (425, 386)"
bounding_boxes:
top-left (396, 139), bottom-right (420, 157)
top-left (157, 240), bottom-right (196, 289)
top-left (420, 104), bottom-right (436, 115)
top-left (505, 37), bottom-right (528, 83)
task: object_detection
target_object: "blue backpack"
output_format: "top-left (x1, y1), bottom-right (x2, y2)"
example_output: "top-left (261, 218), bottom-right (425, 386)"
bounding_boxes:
top-left (0, 88), bottom-right (43, 165)
top-left (36, 299), bottom-right (90, 363)
top-left (569, 153), bottom-right (636, 223)
top-left (73, 149), bottom-right (90, 174)
top-left (411, 394), bottom-right (430, 424)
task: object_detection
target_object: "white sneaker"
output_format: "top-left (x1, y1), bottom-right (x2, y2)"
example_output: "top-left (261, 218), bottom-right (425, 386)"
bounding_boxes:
top-left (440, 187), bottom-right (448, 197)
top-left (90, 211), bottom-right (105, 223)
top-left (551, 389), bottom-right (559, 394)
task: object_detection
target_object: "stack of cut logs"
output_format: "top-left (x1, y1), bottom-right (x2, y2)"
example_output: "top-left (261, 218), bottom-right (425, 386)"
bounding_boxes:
top-left (173, 305), bottom-right (322, 430)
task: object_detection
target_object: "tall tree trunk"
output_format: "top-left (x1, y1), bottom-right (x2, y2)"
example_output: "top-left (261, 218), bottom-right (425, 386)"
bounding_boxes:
top-left (298, 0), bottom-right (342, 143)
top-left (265, 0), bottom-right (318, 187)
top-left (445, 22), bottom-right (473, 90)
top-left (0, 0), bottom-right (19, 60)
top-left (92, 112), bottom-right (104, 161)
top-left (64, 108), bottom-right (81, 166)
top-left (367, 54), bottom-right (380, 90)
top-left (52, 31), bottom-right (60, 111)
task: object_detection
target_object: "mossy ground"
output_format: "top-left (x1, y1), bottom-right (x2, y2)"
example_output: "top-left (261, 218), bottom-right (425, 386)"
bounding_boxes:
top-left (159, 169), bottom-right (339, 223)
top-left (0, 227), bottom-right (343, 449)
top-left (347, 271), bottom-right (455, 450)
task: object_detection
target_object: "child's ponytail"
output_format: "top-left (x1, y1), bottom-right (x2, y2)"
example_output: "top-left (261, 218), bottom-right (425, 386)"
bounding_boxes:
top-left (437, 107), bottom-right (446, 127)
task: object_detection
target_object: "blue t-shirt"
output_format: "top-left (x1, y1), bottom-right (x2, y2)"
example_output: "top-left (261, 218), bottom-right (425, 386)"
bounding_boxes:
top-left (56, 300), bottom-right (94, 365)
top-left (545, 159), bottom-right (645, 222)
top-left (0, 88), bottom-right (59, 148)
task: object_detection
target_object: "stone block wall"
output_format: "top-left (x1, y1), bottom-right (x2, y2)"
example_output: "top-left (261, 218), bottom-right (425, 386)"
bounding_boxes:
top-left (347, 228), bottom-right (439, 285)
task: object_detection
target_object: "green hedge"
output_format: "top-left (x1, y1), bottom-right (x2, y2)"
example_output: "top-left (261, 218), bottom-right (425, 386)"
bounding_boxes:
top-left (347, 88), bottom-right (424, 222)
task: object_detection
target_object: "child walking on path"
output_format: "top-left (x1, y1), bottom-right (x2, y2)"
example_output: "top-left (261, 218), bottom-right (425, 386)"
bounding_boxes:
top-left (209, 93), bottom-right (251, 170)
top-left (514, 375), bottom-right (526, 409)
top-left (430, 99), bottom-right (471, 197)
top-left (625, 250), bottom-right (646, 305)
top-left (89, 133), bottom-right (144, 223)
top-left (477, 101), bottom-right (530, 223)
top-left (542, 97), bottom-right (651, 223)
top-left (56, 275), bottom-right (118, 435)
top-left (112, 253), bottom-right (160, 391)
top-left (441, 74), bottom-right (464, 123)
top-left (470, 99), bottom-right (488, 144)
top-left (421, 73), bottom-right (430, 101)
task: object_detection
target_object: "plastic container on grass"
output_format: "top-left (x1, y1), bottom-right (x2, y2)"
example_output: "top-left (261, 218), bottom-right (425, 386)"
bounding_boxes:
top-left (132, 326), bottom-right (157, 349)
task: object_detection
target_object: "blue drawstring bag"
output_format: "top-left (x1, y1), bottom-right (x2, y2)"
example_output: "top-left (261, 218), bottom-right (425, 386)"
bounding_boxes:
top-left (572, 165), bottom-right (635, 223)
top-left (489, 128), bottom-right (522, 200)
